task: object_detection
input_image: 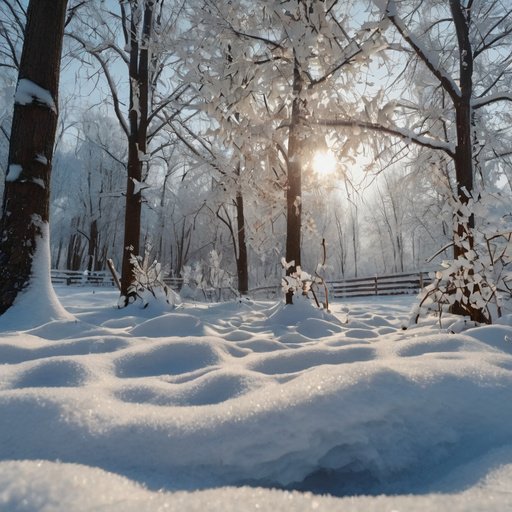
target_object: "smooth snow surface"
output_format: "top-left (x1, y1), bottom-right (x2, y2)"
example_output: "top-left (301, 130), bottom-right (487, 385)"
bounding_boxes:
top-left (1, 288), bottom-right (512, 511)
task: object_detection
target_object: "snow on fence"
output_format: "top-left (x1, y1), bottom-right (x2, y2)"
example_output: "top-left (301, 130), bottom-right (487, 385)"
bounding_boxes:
top-left (328, 271), bottom-right (433, 298)
top-left (50, 269), bottom-right (183, 290)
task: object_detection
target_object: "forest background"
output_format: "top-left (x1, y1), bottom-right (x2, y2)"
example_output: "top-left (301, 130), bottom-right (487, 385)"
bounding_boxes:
top-left (0, 0), bottom-right (510, 312)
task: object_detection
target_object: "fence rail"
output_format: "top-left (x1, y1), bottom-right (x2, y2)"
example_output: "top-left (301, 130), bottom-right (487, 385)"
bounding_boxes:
top-left (328, 271), bottom-right (433, 298)
top-left (51, 269), bottom-right (433, 300)
top-left (50, 269), bottom-right (183, 289)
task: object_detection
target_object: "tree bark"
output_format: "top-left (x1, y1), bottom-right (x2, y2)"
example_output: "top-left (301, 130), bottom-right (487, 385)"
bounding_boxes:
top-left (285, 56), bottom-right (304, 304)
top-left (119, 0), bottom-right (154, 305)
top-left (0, 0), bottom-right (68, 314)
top-left (235, 189), bottom-right (249, 295)
top-left (449, 0), bottom-right (488, 323)
top-left (87, 218), bottom-right (98, 273)
top-left (67, 232), bottom-right (83, 271)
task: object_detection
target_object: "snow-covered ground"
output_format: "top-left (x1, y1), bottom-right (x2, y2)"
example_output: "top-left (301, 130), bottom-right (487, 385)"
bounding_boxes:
top-left (1, 286), bottom-right (512, 511)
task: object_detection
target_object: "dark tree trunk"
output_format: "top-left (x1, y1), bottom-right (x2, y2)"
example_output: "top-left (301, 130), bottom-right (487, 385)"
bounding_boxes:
top-left (67, 233), bottom-right (83, 271)
top-left (351, 206), bottom-right (358, 277)
top-left (55, 238), bottom-right (64, 269)
top-left (224, 47), bottom-right (249, 297)
top-left (87, 218), bottom-right (98, 273)
top-left (172, 216), bottom-right (191, 279)
top-left (449, 0), bottom-right (488, 323)
top-left (285, 56), bottom-right (303, 304)
top-left (0, 0), bottom-right (68, 314)
top-left (119, 137), bottom-right (142, 300)
top-left (235, 190), bottom-right (249, 295)
top-left (452, 0), bottom-right (474, 259)
top-left (119, 0), bottom-right (154, 305)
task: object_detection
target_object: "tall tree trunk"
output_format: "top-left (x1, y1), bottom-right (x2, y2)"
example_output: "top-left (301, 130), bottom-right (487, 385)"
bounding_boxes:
top-left (157, 172), bottom-right (170, 264)
top-left (235, 189), bottom-right (249, 295)
top-left (350, 205), bottom-right (358, 277)
top-left (87, 218), bottom-right (98, 273)
top-left (67, 233), bottom-right (83, 271)
top-left (334, 211), bottom-right (346, 278)
top-left (119, 0), bottom-right (154, 305)
top-left (449, 0), bottom-right (487, 323)
top-left (285, 56), bottom-right (303, 304)
top-left (120, 136), bottom-right (142, 300)
top-left (55, 238), bottom-right (64, 269)
top-left (0, 0), bottom-right (68, 314)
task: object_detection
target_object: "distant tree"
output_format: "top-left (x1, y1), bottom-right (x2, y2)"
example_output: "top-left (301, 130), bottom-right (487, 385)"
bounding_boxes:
top-left (186, 0), bottom-right (384, 303)
top-left (0, 0), bottom-right (68, 315)
top-left (179, 18), bottom-right (257, 295)
top-left (50, 112), bottom-right (127, 272)
top-left (68, 0), bottom-right (189, 306)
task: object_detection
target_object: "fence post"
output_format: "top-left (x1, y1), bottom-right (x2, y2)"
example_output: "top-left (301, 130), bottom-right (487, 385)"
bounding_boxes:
top-left (419, 272), bottom-right (424, 290)
top-left (107, 259), bottom-right (122, 291)
top-left (374, 276), bottom-right (378, 295)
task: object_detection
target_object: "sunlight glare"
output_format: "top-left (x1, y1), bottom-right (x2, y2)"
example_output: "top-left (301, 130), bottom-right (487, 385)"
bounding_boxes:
top-left (312, 150), bottom-right (337, 177)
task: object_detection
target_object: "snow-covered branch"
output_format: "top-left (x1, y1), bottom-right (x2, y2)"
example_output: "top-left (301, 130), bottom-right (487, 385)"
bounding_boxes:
top-left (473, 93), bottom-right (512, 109)
top-left (385, 0), bottom-right (461, 102)
top-left (67, 33), bottom-right (129, 137)
top-left (473, 7), bottom-right (512, 58)
top-left (312, 117), bottom-right (455, 157)
top-left (147, 83), bottom-right (190, 125)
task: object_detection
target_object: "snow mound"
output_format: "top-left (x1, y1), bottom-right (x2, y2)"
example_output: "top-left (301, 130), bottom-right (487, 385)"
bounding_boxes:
top-left (1, 289), bottom-right (512, 509)
top-left (114, 339), bottom-right (222, 378)
top-left (0, 224), bottom-right (74, 332)
top-left (266, 296), bottom-right (341, 327)
top-left (130, 313), bottom-right (204, 337)
top-left (2, 456), bottom-right (512, 512)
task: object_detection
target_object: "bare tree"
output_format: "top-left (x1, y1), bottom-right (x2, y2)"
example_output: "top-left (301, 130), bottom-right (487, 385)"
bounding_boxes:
top-left (68, 0), bottom-right (188, 305)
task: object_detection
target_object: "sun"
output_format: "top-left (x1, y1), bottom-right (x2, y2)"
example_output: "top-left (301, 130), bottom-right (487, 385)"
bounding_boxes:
top-left (312, 150), bottom-right (337, 177)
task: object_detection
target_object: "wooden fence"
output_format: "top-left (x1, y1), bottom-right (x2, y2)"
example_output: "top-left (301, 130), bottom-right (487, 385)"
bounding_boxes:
top-left (51, 269), bottom-right (433, 300)
top-left (328, 271), bottom-right (433, 298)
top-left (50, 269), bottom-right (183, 289)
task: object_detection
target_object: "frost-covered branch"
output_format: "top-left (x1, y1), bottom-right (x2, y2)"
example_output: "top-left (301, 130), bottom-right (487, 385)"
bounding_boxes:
top-left (89, 139), bottom-right (127, 168)
top-left (385, 0), bottom-right (461, 101)
top-left (67, 33), bottom-right (129, 137)
top-left (473, 93), bottom-right (512, 109)
top-left (312, 117), bottom-right (455, 157)
top-left (1, 1), bottom-right (25, 37)
top-left (147, 83), bottom-right (190, 125)
top-left (473, 7), bottom-right (512, 58)
top-left (204, 0), bottom-right (284, 51)
top-left (65, 1), bottom-right (87, 27)
top-left (0, 20), bottom-right (20, 69)
top-left (165, 117), bottom-right (226, 178)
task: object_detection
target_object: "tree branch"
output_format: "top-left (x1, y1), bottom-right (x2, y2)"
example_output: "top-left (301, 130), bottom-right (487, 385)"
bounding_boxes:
top-left (385, 0), bottom-right (461, 102)
top-left (473, 93), bottom-right (512, 109)
top-left (312, 116), bottom-right (456, 157)
top-left (67, 33), bottom-right (129, 137)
